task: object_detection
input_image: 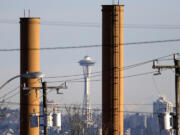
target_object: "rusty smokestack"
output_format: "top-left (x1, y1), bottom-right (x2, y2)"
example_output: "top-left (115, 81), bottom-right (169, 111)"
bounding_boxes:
top-left (20, 18), bottom-right (40, 135)
top-left (102, 5), bottom-right (124, 135)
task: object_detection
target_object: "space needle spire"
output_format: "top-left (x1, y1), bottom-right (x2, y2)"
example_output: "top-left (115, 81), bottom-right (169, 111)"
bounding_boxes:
top-left (79, 56), bottom-right (95, 127)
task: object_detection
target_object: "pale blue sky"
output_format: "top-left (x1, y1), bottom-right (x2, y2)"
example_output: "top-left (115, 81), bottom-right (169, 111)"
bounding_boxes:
top-left (0, 0), bottom-right (180, 112)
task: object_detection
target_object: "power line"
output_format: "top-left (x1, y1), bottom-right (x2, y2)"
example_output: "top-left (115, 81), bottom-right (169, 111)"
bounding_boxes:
top-left (0, 85), bottom-right (19, 99)
top-left (1, 19), bottom-right (180, 30)
top-left (0, 38), bottom-right (180, 52)
top-left (0, 101), bottom-right (162, 115)
top-left (45, 53), bottom-right (176, 79)
top-left (1, 79), bottom-right (40, 101)
top-left (0, 101), bottom-right (155, 106)
top-left (152, 76), bottom-right (161, 95)
top-left (1, 53), bottom-right (177, 101)
top-left (1, 71), bottom-right (155, 100)
top-left (4, 91), bottom-right (19, 101)
top-left (47, 71), bottom-right (156, 84)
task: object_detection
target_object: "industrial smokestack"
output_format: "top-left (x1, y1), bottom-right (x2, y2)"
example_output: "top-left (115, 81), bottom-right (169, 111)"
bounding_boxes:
top-left (20, 17), bottom-right (40, 135)
top-left (102, 5), bottom-right (124, 135)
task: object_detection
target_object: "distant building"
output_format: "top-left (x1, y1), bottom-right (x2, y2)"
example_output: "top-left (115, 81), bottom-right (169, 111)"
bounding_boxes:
top-left (153, 96), bottom-right (174, 135)
top-left (124, 96), bottom-right (175, 135)
top-left (125, 128), bottom-right (131, 135)
top-left (124, 113), bottom-right (148, 135)
top-left (153, 96), bottom-right (174, 114)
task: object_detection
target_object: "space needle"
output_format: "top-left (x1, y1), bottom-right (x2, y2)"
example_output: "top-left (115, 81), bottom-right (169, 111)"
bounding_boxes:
top-left (79, 56), bottom-right (95, 127)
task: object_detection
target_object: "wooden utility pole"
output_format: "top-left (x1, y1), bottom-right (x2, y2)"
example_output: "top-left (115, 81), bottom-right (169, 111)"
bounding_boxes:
top-left (42, 82), bottom-right (48, 135)
top-left (175, 60), bottom-right (180, 135)
top-left (23, 82), bottom-right (67, 134)
top-left (20, 17), bottom-right (40, 135)
top-left (152, 55), bottom-right (180, 135)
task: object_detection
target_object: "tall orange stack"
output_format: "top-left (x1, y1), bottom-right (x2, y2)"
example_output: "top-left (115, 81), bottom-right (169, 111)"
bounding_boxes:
top-left (102, 5), bottom-right (124, 135)
top-left (20, 18), bottom-right (40, 135)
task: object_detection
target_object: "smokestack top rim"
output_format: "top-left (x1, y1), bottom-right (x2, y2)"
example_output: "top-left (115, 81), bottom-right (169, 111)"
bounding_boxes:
top-left (19, 17), bottom-right (40, 24)
top-left (102, 5), bottom-right (124, 7)
top-left (20, 17), bottom-right (40, 19)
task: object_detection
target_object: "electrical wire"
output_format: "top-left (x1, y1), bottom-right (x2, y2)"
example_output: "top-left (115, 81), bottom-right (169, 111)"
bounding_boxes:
top-left (4, 91), bottom-right (19, 101)
top-left (1, 19), bottom-right (180, 30)
top-left (2, 53), bottom-right (177, 103)
top-left (0, 39), bottom-right (180, 52)
top-left (152, 76), bottom-right (161, 95)
top-left (0, 102), bottom-right (169, 114)
top-left (2, 53), bottom-right (174, 100)
top-left (45, 53), bottom-right (176, 80)
top-left (2, 70), bottom-right (158, 102)
top-left (0, 101), bottom-right (154, 107)
top-left (47, 71), bottom-right (156, 84)
top-left (1, 79), bottom-right (40, 101)
top-left (2, 71), bottom-right (155, 101)
top-left (0, 101), bottom-right (165, 115)
top-left (0, 85), bottom-right (19, 99)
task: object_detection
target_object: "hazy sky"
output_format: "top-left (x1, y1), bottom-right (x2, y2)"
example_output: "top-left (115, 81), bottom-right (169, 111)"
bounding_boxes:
top-left (0, 0), bottom-right (180, 113)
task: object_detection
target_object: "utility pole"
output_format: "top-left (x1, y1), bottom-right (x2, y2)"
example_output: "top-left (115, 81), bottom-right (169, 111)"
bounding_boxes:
top-left (175, 60), bottom-right (180, 135)
top-left (23, 82), bottom-right (67, 134)
top-left (152, 54), bottom-right (180, 135)
top-left (42, 82), bottom-right (48, 135)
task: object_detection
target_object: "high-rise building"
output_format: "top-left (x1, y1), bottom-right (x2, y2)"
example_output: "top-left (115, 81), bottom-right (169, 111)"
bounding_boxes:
top-left (153, 96), bottom-right (174, 114)
top-left (153, 96), bottom-right (174, 135)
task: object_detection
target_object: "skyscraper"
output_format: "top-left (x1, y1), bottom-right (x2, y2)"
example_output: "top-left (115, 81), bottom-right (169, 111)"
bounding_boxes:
top-left (153, 96), bottom-right (174, 114)
top-left (153, 96), bottom-right (174, 135)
